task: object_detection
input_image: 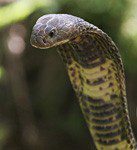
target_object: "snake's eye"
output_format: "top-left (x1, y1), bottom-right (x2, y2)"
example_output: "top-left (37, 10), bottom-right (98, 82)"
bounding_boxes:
top-left (48, 29), bottom-right (56, 38)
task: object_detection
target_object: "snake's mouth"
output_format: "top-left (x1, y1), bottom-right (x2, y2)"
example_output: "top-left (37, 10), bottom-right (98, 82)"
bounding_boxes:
top-left (31, 33), bottom-right (70, 49)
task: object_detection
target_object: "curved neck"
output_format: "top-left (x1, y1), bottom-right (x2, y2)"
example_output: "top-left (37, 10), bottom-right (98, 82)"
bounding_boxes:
top-left (58, 29), bottom-right (136, 149)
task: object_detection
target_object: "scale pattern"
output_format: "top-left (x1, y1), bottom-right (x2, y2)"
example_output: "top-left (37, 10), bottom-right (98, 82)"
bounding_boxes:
top-left (58, 28), bottom-right (136, 150)
top-left (30, 14), bottom-right (137, 150)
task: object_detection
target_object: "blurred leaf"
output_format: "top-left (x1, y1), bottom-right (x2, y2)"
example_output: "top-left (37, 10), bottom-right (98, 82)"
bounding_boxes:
top-left (0, 0), bottom-right (53, 29)
top-left (0, 66), bottom-right (5, 80)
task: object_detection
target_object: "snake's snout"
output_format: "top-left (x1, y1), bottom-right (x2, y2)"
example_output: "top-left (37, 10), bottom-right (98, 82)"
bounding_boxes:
top-left (30, 30), bottom-right (47, 49)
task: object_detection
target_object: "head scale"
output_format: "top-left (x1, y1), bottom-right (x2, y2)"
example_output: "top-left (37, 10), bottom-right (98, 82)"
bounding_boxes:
top-left (30, 14), bottom-right (85, 49)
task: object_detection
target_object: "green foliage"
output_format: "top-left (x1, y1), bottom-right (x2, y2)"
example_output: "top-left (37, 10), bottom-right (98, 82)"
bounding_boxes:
top-left (0, 0), bottom-right (52, 29)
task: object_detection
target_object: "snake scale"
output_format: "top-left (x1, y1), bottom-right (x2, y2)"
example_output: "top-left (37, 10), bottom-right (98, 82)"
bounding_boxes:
top-left (30, 14), bottom-right (136, 150)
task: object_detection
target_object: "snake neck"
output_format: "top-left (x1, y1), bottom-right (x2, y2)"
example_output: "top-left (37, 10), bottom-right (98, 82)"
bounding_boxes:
top-left (58, 29), bottom-right (136, 150)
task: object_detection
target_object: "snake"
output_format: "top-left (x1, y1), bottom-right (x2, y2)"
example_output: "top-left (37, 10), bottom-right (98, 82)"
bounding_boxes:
top-left (30, 14), bottom-right (136, 150)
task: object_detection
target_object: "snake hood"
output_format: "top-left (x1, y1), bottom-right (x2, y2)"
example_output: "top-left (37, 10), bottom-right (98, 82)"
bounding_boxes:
top-left (30, 14), bottom-right (91, 49)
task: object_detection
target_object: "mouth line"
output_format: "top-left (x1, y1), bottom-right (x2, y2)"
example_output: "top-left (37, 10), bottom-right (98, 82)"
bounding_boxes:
top-left (31, 34), bottom-right (70, 49)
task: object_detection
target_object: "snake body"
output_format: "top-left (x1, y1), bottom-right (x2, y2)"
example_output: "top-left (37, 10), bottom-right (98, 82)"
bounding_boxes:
top-left (30, 14), bottom-right (136, 150)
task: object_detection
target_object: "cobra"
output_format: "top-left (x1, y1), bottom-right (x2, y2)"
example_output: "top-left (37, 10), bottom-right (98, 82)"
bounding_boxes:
top-left (30, 14), bottom-right (136, 150)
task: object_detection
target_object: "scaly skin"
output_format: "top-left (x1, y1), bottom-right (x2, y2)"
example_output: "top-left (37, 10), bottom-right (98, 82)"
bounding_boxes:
top-left (30, 14), bottom-right (137, 150)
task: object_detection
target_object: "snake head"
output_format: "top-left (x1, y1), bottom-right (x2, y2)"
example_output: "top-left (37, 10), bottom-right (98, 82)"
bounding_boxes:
top-left (30, 14), bottom-right (85, 49)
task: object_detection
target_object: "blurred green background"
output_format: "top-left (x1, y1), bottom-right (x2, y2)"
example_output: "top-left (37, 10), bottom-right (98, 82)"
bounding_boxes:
top-left (0, 0), bottom-right (137, 149)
